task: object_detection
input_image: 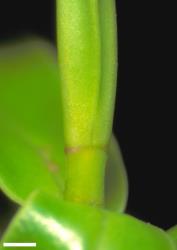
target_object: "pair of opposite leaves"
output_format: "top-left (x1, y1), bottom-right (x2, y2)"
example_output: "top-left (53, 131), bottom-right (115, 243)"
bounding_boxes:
top-left (0, 38), bottom-right (176, 249)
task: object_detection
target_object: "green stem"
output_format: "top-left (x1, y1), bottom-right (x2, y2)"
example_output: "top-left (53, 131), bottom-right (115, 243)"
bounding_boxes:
top-left (56, 0), bottom-right (117, 207)
top-left (64, 147), bottom-right (107, 207)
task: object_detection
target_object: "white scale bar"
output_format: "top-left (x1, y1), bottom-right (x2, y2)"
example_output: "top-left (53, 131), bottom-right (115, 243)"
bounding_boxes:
top-left (3, 243), bottom-right (36, 247)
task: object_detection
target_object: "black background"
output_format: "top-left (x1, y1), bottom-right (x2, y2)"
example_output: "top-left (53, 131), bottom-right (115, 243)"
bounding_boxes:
top-left (0, 0), bottom-right (176, 230)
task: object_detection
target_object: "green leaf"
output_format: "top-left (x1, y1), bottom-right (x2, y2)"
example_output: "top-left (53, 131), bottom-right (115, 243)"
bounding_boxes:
top-left (1, 192), bottom-right (175, 250)
top-left (105, 135), bottom-right (128, 212)
top-left (0, 37), bottom-right (127, 212)
top-left (0, 38), bottom-right (66, 204)
top-left (168, 226), bottom-right (177, 248)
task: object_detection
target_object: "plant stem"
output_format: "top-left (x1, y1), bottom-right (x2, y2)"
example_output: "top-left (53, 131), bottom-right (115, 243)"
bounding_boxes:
top-left (56, 0), bottom-right (117, 206)
top-left (64, 147), bottom-right (107, 207)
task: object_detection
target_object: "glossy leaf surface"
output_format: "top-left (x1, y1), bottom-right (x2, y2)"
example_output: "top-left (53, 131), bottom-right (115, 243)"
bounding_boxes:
top-left (0, 38), bottom-right (66, 204)
top-left (1, 193), bottom-right (175, 250)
